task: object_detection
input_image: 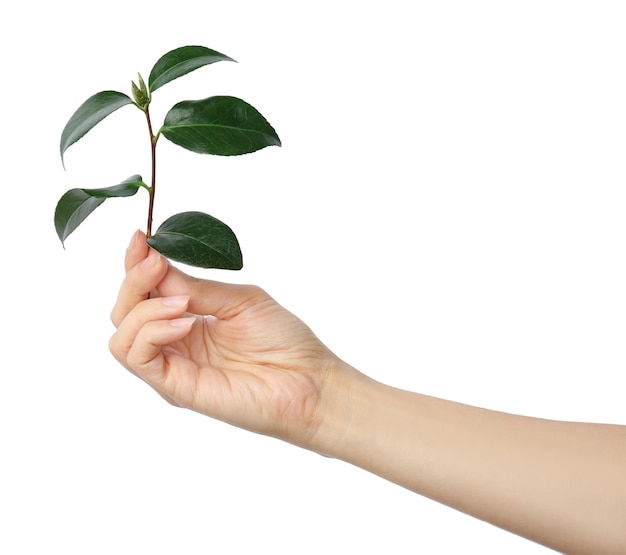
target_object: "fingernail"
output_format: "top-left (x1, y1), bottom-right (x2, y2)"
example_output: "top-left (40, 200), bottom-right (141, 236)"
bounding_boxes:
top-left (169, 317), bottom-right (195, 328)
top-left (141, 248), bottom-right (160, 269)
top-left (162, 295), bottom-right (189, 308)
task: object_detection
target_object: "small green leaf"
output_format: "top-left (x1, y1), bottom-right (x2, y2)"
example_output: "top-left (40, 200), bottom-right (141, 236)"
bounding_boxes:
top-left (60, 91), bottom-right (133, 167)
top-left (161, 96), bottom-right (281, 156)
top-left (148, 45), bottom-right (236, 93)
top-left (55, 175), bottom-right (146, 246)
top-left (147, 211), bottom-right (243, 269)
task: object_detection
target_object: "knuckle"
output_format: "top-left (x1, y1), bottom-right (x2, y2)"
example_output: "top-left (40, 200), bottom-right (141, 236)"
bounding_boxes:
top-left (139, 322), bottom-right (158, 345)
top-left (110, 307), bottom-right (120, 328)
top-left (108, 332), bottom-right (121, 358)
top-left (244, 284), bottom-right (270, 303)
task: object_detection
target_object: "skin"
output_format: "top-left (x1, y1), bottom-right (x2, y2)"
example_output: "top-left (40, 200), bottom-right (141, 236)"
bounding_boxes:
top-left (110, 230), bottom-right (626, 555)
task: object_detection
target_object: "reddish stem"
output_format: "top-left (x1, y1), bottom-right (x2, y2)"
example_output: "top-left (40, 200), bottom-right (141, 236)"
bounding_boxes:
top-left (144, 106), bottom-right (157, 237)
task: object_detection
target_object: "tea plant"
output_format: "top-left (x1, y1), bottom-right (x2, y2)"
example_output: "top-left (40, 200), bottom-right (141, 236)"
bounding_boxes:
top-left (55, 45), bottom-right (281, 269)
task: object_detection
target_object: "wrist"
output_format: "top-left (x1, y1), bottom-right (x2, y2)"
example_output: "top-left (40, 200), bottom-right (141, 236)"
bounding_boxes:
top-left (307, 358), bottom-right (387, 460)
top-left (307, 361), bottom-right (429, 490)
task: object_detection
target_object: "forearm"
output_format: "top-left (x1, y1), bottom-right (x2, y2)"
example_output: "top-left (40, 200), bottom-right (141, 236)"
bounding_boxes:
top-left (313, 361), bottom-right (626, 555)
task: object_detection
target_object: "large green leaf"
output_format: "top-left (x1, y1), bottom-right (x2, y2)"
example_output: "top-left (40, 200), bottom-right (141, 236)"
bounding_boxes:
top-left (160, 96), bottom-right (281, 156)
top-left (147, 211), bottom-right (243, 269)
top-left (55, 175), bottom-right (145, 246)
top-left (148, 45), bottom-right (235, 93)
top-left (60, 91), bottom-right (133, 167)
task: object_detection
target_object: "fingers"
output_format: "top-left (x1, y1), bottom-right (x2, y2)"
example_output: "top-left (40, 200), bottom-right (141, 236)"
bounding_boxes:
top-left (126, 316), bottom-right (196, 385)
top-left (109, 295), bottom-right (194, 385)
top-left (111, 246), bottom-right (169, 327)
top-left (113, 231), bottom-right (274, 330)
top-left (110, 294), bottom-right (189, 357)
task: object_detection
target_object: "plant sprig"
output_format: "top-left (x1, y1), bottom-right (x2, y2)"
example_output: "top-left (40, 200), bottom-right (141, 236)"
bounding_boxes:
top-left (55, 45), bottom-right (281, 269)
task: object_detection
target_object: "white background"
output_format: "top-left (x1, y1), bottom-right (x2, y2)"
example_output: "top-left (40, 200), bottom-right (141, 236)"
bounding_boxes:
top-left (2, 1), bottom-right (625, 553)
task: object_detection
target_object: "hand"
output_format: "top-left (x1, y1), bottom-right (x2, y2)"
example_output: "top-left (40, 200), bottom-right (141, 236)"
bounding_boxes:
top-left (109, 231), bottom-right (345, 448)
top-left (109, 236), bottom-right (626, 554)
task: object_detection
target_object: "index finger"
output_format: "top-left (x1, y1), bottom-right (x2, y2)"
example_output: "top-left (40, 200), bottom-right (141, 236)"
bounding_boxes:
top-left (110, 244), bottom-right (168, 328)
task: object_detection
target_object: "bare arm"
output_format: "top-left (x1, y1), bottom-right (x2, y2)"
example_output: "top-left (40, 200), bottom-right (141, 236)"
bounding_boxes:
top-left (314, 364), bottom-right (626, 555)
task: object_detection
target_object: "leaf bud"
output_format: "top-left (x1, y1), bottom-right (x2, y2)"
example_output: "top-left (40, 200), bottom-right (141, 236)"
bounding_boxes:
top-left (131, 73), bottom-right (150, 108)
top-left (137, 73), bottom-right (148, 97)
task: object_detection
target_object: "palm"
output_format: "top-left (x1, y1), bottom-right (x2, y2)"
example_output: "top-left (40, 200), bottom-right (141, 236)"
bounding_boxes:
top-left (155, 289), bottom-right (332, 443)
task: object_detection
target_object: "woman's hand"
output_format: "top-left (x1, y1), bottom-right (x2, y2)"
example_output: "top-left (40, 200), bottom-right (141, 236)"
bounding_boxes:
top-left (109, 231), bottom-right (346, 448)
top-left (109, 233), bottom-right (626, 554)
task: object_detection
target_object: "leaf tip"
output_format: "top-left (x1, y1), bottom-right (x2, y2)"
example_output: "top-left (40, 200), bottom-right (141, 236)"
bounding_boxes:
top-left (55, 221), bottom-right (67, 249)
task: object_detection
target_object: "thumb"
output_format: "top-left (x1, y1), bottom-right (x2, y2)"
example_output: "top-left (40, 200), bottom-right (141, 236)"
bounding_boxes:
top-left (157, 265), bottom-right (271, 320)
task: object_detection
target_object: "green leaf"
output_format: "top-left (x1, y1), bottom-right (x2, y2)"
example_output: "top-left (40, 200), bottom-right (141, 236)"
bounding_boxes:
top-left (147, 211), bottom-right (243, 269)
top-left (148, 45), bottom-right (235, 93)
top-left (160, 96), bottom-right (281, 156)
top-left (55, 175), bottom-right (145, 246)
top-left (60, 91), bottom-right (133, 167)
